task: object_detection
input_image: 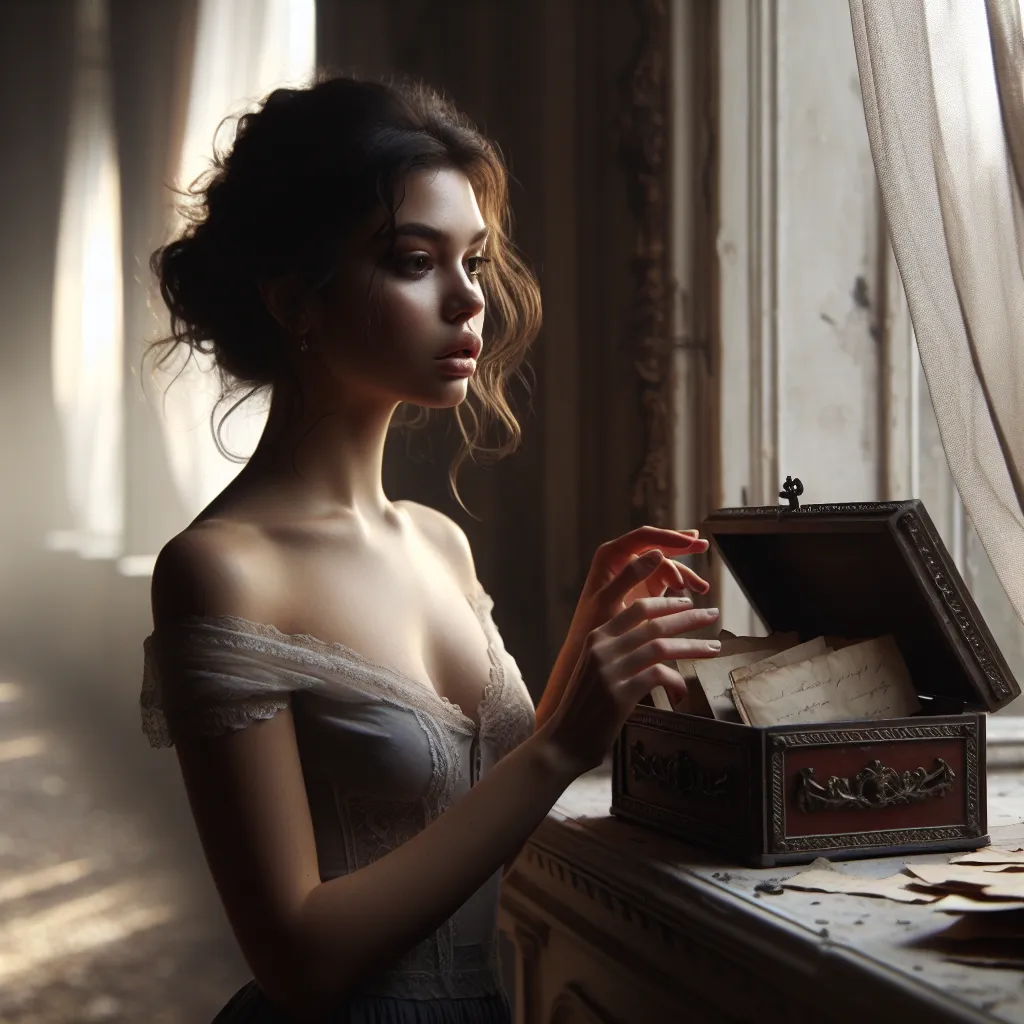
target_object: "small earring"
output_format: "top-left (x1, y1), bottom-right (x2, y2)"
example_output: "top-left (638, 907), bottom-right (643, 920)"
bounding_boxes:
top-left (298, 331), bottom-right (309, 353)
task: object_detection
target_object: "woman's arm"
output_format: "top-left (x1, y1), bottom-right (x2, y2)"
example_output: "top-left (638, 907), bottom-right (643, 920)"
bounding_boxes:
top-left (174, 696), bottom-right (574, 1020)
top-left (153, 524), bottom-right (577, 1020)
top-left (298, 720), bottom-right (573, 1011)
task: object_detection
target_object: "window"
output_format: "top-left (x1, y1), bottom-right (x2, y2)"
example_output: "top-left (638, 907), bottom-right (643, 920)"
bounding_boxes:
top-left (152, 0), bottom-right (316, 522)
top-left (48, 0), bottom-right (124, 559)
top-left (686, 0), bottom-right (1023, 715)
top-left (47, 0), bottom-right (317, 566)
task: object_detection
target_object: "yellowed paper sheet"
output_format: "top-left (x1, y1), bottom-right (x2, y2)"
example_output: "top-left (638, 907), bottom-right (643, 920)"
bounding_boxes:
top-left (780, 869), bottom-right (939, 903)
top-left (932, 894), bottom-right (1024, 913)
top-left (728, 637), bottom-right (831, 724)
top-left (730, 636), bottom-right (920, 727)
top-left (691, 649), bottom-right (778, 722)
top-left (951, 848), bottom-right (1024, 866)
top-left (677, 632), bottom-right (799, 717)
top-left (650, 686), bottom-right (673, 711)
top-left (906, 864), bottom-right (1024, 898)
top-left (672, 660), bottom-right (702, 715)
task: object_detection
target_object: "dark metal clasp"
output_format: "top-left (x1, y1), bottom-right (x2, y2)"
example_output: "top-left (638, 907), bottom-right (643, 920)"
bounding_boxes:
top-left (779, 476), bottom-right (803, 509)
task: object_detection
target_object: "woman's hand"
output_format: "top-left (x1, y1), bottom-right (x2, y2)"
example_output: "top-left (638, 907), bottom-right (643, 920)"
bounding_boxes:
top-left (573, 526), bottom-right (710, 625)
top-left (537, 592), bottom-right (721, 777)
top-left (536, 528), bottom-right (711, 728)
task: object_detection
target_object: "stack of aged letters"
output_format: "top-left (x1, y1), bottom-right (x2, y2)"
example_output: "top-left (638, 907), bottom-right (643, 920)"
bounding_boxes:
top-left (653, 630), bottom-right (922, 725)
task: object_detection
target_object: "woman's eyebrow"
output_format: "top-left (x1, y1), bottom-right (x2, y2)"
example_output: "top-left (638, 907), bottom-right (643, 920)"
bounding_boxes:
top-left (392, 222), bottom-right (490, 245)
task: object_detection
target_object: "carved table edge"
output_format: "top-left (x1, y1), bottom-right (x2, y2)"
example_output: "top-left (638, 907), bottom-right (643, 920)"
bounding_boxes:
top-left (497, 815), bottom-right (1017, 1024)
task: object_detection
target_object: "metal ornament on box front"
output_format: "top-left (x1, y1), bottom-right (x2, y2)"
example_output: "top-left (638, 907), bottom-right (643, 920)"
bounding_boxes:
top-left (794, 758), bottom-right (956, 813)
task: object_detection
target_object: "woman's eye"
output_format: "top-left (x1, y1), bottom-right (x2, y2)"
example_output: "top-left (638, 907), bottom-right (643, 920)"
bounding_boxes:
top-left (466, 256), bottom-right (491, 277)
top-left (398, 254), bottom-right (431, 275)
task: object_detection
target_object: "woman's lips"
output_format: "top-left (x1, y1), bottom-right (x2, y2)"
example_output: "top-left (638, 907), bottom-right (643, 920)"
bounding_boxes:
top-left (436, 333), bottom-right (482, 361)
top-left (436, 355), bottom-right (477, 378)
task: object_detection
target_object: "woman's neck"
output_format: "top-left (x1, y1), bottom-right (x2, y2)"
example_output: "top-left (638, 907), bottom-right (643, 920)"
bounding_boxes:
top-left (240, 384), bottom-right (400, 523)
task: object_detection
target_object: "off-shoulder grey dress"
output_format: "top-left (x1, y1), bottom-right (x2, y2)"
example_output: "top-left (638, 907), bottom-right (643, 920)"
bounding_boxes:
top-left (140, 582), bottom-right (536, 1023)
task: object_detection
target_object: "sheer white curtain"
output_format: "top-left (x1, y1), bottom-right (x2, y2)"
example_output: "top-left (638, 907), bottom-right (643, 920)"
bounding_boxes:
top-left (152, 0), bottom-right (316, 521)
top-left (849, 0), bottom-right (1024, 624)
top-left (50, 0), bottom-right (124, 558)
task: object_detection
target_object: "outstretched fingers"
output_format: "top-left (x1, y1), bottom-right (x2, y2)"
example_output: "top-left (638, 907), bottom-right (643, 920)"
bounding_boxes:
top-left (612, 626), bottom-right (721, 680)
top-left (600, 527), bottom-right (705, 560)
top-left (602, 594), bottom-right (717, 639)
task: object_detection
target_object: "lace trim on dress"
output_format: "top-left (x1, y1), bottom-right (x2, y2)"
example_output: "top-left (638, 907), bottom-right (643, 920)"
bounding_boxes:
top-left (140, 613), bottom-right (481, 750)
top-left (140, 639), bottom-right (294, 749)
top-left (466, 588), bottom-right (537, 764)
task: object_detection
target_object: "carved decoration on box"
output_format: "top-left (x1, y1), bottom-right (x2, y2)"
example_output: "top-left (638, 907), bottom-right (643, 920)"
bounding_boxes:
top-left (898, 510), bottom-right (1015, 701)
top-left (771, 730), bottom-right (981, 850)
top-left (629, 740), bottom-right (733, 799)
top-left (769, 723), bottom-right (973, 748)
top-left (711, 501), bottom-right (907, 518)
top-left (965, 735), bottom-right (980, 833)
top-left (794, 758), bottom-right (955, 814)
top-left (774, 826), bottom-right (971, 853)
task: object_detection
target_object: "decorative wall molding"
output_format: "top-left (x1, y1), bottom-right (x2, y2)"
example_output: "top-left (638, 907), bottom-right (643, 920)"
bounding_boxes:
top-left (619, 0), bottom-right (674, 527)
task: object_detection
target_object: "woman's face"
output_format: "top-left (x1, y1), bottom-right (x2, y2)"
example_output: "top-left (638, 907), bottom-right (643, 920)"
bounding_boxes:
top-left (308, 166), bottom-right (489, 411)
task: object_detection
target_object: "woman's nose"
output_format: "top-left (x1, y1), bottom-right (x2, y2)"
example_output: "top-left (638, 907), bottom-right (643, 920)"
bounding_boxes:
top-left (443, 273), bottom-right (485, 324)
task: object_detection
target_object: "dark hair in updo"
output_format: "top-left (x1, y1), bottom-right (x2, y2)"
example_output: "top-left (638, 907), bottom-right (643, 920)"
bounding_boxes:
top-left (149, 72), bottom-right (542, 504)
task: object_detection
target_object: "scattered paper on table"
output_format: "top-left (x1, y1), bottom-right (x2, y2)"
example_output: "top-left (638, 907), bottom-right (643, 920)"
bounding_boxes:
top-left (931, 910), bottom-right (1024, 940)
top-left (931, 894), bottom-right (1024, 913)
top-left (780, 869), bottom-right (940, 903)
top-left (906, 864), bottom-right (1024, 899)
top-left (950, 848), bottom-right (1024, 866)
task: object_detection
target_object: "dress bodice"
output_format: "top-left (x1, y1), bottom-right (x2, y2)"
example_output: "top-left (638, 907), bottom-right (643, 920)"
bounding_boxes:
top-left (139, 583), bottom-right (536, 1002)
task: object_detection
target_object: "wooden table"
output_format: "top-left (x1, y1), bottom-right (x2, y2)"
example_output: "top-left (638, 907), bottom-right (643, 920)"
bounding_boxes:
top-left (498, 765), bottom-right (1024, 1024)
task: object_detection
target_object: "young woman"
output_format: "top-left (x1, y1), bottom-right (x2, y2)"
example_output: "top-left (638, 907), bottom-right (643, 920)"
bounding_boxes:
top-left (140, 73), bottom-right (721, 1023)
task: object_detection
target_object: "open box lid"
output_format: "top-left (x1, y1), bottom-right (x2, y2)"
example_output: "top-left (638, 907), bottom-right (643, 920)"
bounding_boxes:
top-left (701, 493), bottom-right (1021, 712)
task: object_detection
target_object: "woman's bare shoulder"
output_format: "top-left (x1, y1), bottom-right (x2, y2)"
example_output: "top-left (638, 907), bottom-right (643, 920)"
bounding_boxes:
top-left (394, 501), bottom-right (477, 592)
top-left (151, 518), bottom-right (281, 629)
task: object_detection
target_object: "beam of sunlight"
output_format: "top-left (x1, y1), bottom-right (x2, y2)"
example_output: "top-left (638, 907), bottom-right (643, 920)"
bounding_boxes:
top-left (0, 859), bottom-right (97, 905)
top-left (50, 0), bottom-right (124, 560)
top-left (0, 683), bottom-right (22, 703)
top-left (0, 879), bottom-right (177, 987)
top-left (155, 0), bottom-right (316, 521)
top-left (0, 736), bottom-right (47, 763)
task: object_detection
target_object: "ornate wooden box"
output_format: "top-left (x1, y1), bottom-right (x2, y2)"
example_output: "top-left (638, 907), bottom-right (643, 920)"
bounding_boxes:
top-left (610, 495), bottom-right (1021, 866)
